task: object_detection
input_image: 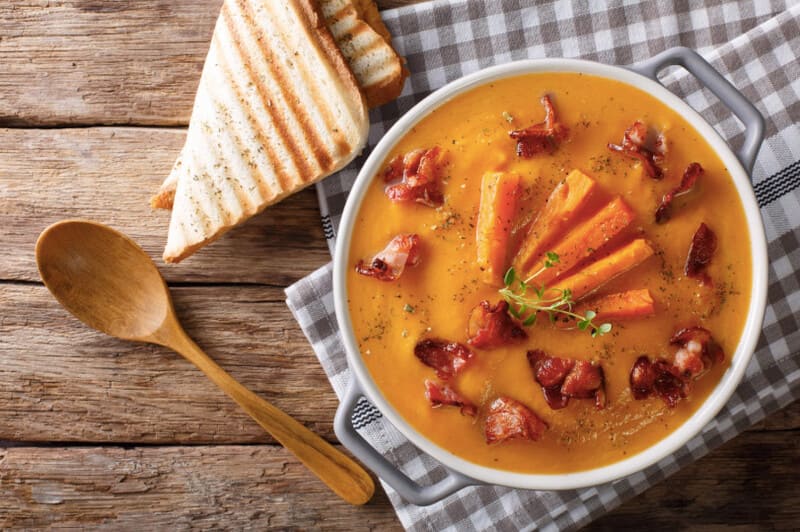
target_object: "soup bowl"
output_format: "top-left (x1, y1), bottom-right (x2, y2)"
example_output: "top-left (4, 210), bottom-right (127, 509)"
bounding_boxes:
top-left (332, 47), bottom-right (767, 505)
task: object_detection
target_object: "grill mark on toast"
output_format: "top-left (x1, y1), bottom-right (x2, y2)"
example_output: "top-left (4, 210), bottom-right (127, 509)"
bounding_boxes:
top-left (204, 54), bottom-right (269, 210)
top-left (216, 8), bottom-right (286, 201)
top-left (208, 76), bottom-right (264, 210)
top-left (273, 0), bottom-right (342, 173)
top-left (226, 1), bottom-right (315, 190)
top-left (238, 0), bottom-right (333, 179)
top-left (192, 63), bottom-right (257, 222)
top-left (195, 132), bottom-right (237, 228)
top-left (290, 0), bottom-right (357, 166)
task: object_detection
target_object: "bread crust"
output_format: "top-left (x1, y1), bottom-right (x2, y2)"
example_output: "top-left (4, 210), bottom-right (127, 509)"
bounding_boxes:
top-left (352, 0), bottom-right (392, 43)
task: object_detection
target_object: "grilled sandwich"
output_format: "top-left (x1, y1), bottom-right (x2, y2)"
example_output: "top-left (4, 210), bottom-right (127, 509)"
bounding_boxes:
top-left (163, 0), bottom-right (369, 263)
top-left (151, 0), bottom-right (405, 212)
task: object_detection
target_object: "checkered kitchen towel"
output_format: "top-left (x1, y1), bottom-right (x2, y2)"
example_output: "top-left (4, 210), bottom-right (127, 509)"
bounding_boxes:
top-left (287, 1), bottom-right (800, 529)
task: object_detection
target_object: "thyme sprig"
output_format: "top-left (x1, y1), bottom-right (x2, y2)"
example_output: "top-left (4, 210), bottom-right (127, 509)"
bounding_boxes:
top-left (498, 253), bottom-right (612, 337)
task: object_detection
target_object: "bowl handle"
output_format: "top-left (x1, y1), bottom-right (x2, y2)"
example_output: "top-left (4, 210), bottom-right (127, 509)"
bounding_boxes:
top-left (629, 46), bottom-right (765, 173)
top-left (334, 378), bottom-right (478, 506)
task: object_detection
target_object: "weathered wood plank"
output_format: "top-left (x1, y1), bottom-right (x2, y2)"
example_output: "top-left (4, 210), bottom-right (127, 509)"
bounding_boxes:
top-left (0, 0), bottom-right (218, 126)
top-left (0, 283), bottom-right (341, 443)
top-left (1, 428), bottom-right (797, 530)
top-left (0, 444), bottom-right (400, 530)
top-left (0, 0), bottom-right (407, 127)
top-left (590, 429), bottom-right (800, 531)
top-left (0, 127), bottom-right (330, 284)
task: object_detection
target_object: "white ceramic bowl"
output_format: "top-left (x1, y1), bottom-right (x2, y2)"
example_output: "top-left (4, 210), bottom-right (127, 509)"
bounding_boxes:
top-left (333, 49), bottom-right (767, 498)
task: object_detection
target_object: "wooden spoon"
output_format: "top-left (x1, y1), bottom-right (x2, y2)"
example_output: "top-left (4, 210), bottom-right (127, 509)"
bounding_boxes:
top-left (35, 220), bottom-right (374, 505)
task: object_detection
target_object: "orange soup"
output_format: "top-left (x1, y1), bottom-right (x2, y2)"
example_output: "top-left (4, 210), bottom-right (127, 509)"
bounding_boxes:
top-left (346, 73), bottom-right (751, 474)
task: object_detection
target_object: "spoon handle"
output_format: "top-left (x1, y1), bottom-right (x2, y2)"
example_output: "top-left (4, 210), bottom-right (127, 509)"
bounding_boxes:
top-left (165, 326), bottom-right (375, 505)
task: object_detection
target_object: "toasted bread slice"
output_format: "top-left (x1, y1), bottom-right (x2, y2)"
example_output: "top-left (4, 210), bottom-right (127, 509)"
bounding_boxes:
top-left (151, 0), bottom-right (405, 210)
top-left (163, 0), bottom-right (369, 263)
top-left (351, 0), bottom-right (392, 43)
top-left (320, 0), bottom-right (407, 108)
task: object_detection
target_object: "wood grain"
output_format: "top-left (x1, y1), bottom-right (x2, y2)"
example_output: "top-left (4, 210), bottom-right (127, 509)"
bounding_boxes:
top-left (590, 427), bottom-right (800, 530)
top-left (0, 283), bottom-right (340, 443)
top-left (0, 127), bottom-right (330, 284)
top-left (0, 0), bottom-right (220, 126)
top-left (0, 445), bottom-right (398, 530)
top-left (0, 425), bottom-right (797, 530)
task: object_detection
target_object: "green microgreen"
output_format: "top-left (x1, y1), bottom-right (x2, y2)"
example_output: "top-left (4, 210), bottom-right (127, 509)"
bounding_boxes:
top-left (498, 255), bottom-right (612, 338)
top-left (544, 251), bottom-right (560, 269)
top-left (503, 267), bottom-right (516, 286)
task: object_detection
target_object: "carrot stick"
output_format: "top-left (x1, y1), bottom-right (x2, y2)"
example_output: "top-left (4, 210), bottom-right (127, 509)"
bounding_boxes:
top-left (476, 171), bottom-right (521, 285)
top-left (548, 239), bottom-right (655, 301)
top-left (555, 289), bottom-right (655, 328)
top-left (525, 196), bottom-right (634, 285)
top-left (513, 169), bottom-right (597, 274)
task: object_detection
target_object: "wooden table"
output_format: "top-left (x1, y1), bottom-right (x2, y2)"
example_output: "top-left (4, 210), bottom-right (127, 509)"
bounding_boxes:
top-left (1, 1), bottom-right (797, 529)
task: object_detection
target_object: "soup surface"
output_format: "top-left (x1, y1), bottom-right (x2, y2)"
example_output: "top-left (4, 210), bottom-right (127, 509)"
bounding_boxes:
top-left (347, 72), bottom-right (751, 474)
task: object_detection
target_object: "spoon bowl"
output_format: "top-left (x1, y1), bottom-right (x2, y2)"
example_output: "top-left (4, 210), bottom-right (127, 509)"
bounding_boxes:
top-left (35, 219), bottom-right (374, 505)
top-left (36, 220), bottom-right (170, 341)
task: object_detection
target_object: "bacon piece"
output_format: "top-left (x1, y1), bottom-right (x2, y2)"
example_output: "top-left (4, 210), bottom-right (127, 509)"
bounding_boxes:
top-left (415, 148), bottom-right (441, 186)
top-left (652, 359), bottom-right (688, 408)
top-left (670, 326), bottom-right (724, 379)
top-left (509, 95), bottom-right (569, 158)
top-left (414, 339), bottom-right (474, 380)
top-left (467, 300), bottom-right (527, 349)
top-left (629, 356), bottom-right (688, 408)
top-left (527, 351), bottom-right (574, 410)
top-left (385, 183), bottom-right (444, 206)
top-left (541, 385), bottom-right (570, 410)
top-left (670, 327), bottom-right (724, 363)
top-left (607, 121), bottom-right (664, 179)
top-left (674, 345), bottom-right (705, 380)
top-left (564, 361), bottom-right (607, 409)
top-left (384, 147), bottom-right (445, 207)
top-left (527, 350), bottom-right (605, 410)
top-left (685, 223), bottom-right (717, 285)
top-left (630, 327), bottom-right (723, 407)
top-left (355, 234), bottom-right (421, 281)
top-left (561, 361), bottom-right (604, 398)
top-left (655, 162), bottom-right (703, 223)
top-left (424, 380), bottom-right (477, 416)
top-left (629, 356), bottom-right (657, 400)
top-left (484, 397), bottom-right (547, 444)
top-left (527, 349), bottom-right (574, 387)
top-left (382, 153), bottom-right (404, 183)
top-left (594, 385), bottom-right (607, 410)
top-left (401, 149), bottom-right (426, 185)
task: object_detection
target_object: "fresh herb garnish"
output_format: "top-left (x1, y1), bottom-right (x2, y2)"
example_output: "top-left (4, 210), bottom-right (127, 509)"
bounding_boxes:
top-left (498, 253), bottom-right (612, 338)
top-left (403, 303), bottom-right (415, 313)
top-left (543, 251), bottom-right (560, 268)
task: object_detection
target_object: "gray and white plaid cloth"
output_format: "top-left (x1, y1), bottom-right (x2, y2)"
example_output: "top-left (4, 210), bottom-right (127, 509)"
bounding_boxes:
top-left (286, 1), bottom-right (800, 529)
